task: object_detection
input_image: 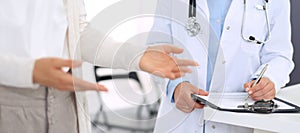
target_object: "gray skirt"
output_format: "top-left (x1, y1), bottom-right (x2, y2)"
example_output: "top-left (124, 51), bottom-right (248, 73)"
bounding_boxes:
top-left (0, 85), bottom-right (78, 133)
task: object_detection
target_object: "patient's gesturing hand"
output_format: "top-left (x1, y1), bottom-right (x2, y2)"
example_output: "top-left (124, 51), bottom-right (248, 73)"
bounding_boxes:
top-left (33, 58), bottom-right (108, 91)
top-left (140, 44), bottom-right (199, 80)
top-left (174, 82), bottom-right (208, 113)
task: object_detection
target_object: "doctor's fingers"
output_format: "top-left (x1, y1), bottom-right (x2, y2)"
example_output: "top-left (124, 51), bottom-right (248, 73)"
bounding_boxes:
top-left (183, 89), bottom-right (201, 110)
top-left (260, 88), bottom-right (276, 100)
top-left (251, 83), bottom-right (275, 100)
top-left (193, 89), bottom-right (207, 109)
top-left (175, 85), bottom-right (198, 112)
top-left (194, 102), bottom-right (205, 109)
top-left (249, 78), bottom-right (270, 93)
top-left (252, 90), bottom-right (275, 101)
top-left (198, 89), bottom-right (209, 96)
top-left (244, 81), bottom-right (255, 91)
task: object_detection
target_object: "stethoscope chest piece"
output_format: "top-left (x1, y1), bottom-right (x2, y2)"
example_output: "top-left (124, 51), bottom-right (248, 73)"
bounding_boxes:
top-left (186, 0), bottom-right (200, 37)
top-left (186, 17), bottom-right (201, 37)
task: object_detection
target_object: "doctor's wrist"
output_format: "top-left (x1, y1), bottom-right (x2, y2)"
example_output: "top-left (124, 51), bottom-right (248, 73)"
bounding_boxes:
top-left (173, 81), bottom-right (190, 102)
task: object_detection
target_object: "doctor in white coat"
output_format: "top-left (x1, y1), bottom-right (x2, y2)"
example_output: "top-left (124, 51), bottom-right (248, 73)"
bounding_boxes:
top-left (148, 0), bottom-right (294, 132)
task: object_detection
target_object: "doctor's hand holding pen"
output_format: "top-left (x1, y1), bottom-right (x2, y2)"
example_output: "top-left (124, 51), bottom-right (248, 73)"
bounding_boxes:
top-left (174, 82), bottom-right (209, 113)
top-left (244, 77), bottom-right (276, 101)
top-left (33, 44), bottom-right (199, 92)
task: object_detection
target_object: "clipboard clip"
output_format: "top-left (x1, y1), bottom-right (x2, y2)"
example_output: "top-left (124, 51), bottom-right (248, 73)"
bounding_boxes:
top-left (237, 99), bottom-right (278, 114)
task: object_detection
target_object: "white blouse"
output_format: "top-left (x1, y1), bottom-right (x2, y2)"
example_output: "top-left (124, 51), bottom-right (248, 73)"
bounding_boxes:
top-left (0, 0), bottom-right (68, 58)
top-left (0, 0), bottom-right (68, 87)
top-left (0, 0), bottom-right (147, 89)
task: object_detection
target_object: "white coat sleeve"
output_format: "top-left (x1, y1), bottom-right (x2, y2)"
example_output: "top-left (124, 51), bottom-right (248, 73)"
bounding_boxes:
top-left (252, 0), bottom-right (294, 90)
top-left (147, 0), bottom-right (175, 102)
top-left (147, 0), bottom-right (173, 45)
top-left (147, 0), bottom-right (191, 102)
top-left (0, 55), bottom-right (38, 88)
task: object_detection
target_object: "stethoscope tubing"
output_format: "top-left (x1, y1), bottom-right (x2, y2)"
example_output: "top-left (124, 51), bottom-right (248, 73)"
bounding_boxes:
top-left (189, 0), bottom-right (196, 18)
top-left (241, 0), bottom-right (271, 44)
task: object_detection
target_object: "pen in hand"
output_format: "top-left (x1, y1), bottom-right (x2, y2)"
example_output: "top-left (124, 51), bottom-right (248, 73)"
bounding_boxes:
top-left (245, 64), bottom-right (268, 101)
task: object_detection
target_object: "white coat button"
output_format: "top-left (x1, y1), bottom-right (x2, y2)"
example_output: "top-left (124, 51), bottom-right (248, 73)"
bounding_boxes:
top-left (212, 125), bottom-right (216, 129)
top-left (226, 26), bottom-right (231, 30)
top-left (222, 60), bottom-right (226, 64)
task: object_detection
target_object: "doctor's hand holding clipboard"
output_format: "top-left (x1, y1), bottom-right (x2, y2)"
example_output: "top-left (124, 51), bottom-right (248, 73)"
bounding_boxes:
top-left (173, 82), bottom-right (209, 113)
top-left (172, 77), bottom-right (276, 113)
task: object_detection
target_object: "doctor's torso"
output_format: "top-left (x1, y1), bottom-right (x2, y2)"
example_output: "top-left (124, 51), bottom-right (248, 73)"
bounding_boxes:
top-left (154, 0), bottom-right (293, 132)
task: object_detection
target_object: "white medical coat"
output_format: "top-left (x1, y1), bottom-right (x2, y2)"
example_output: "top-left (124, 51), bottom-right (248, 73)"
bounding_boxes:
top-left (148, 0), bottom-right (294, 132)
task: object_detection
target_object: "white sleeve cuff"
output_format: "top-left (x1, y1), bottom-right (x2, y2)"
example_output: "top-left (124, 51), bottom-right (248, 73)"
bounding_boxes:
top-left (0, 55), bottom-right (40, 89)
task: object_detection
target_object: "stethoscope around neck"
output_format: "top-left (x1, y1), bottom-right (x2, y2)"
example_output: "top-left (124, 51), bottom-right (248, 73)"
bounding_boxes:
top-left (185, 0), bottom-right (271, 44)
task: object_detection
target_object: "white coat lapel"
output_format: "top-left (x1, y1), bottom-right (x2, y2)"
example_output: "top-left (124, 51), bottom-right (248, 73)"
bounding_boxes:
top-left (197, 0), bottom-right (209, 20)
top-left (224, 0), bottom-right (244, 22)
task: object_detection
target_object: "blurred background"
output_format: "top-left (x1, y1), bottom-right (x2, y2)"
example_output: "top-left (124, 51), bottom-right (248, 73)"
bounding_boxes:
top-left (82, 0), bottom-right (300, 132)
top-left (289, 0), bottom-right (300, 85)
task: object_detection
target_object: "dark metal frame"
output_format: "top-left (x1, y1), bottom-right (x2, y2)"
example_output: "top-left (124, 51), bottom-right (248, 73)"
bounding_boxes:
top-left (92, 66), bottom-right (159, 132)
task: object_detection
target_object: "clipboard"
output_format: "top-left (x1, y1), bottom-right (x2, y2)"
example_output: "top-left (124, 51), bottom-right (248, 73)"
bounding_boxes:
top-left (191, 93), bottom-right (300, 114)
